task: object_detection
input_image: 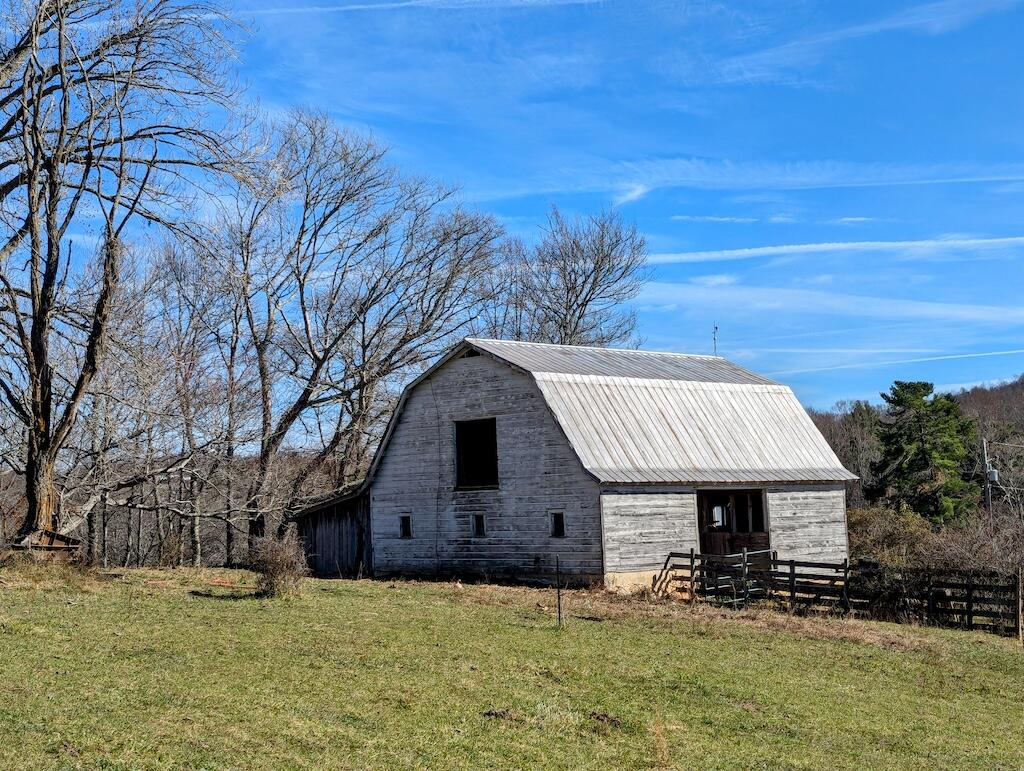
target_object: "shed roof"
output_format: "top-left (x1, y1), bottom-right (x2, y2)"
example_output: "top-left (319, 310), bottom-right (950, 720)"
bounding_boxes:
top-left (465, 338), bottom-right (856, 485)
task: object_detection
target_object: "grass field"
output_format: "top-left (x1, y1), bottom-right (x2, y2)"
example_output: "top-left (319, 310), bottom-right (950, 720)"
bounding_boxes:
top-left (1, 562), bottom-right (1023, 770)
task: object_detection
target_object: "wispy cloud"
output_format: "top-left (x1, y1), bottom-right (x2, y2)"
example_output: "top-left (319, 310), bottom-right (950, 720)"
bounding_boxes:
top-left (691, 274), bottom-right (737, 287)
top-left (671, 214), bottom-right (758, 223)
top-left (671, 213), bottom-right (882, 227)
top-left (587, 158), bottom-right (1024, 205)
top-left (716, 0), bottom-right (1020, 84)
top-left (650, 235), bottom-right (1024, 264)
top-left (612, 183), bottom-right (652, 206)
top-left (761, 348), bottom-right (941, 355)
top-left (640, 281), bottom-right (1024, 324)
top-left (796, 274), bottom-right (835, 286)
top-left (238, 0), bottom-right (602, 14)
top-left (934, 376), bottom-right (1019, 392)
top-left (769, 348), bottom-right (1024, 376)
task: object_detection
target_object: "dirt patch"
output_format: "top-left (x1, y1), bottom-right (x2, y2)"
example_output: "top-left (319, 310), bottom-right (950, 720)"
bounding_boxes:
top-left (482, 709), bottom-right (520, 722)
top-left (589, 712), bottom-right (622, 732)
top-left (207, 577), bottom-right (244, 588)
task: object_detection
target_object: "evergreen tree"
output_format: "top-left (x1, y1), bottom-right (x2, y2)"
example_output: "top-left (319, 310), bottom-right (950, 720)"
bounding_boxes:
top-left (869, 381), bottom-right (981, 524)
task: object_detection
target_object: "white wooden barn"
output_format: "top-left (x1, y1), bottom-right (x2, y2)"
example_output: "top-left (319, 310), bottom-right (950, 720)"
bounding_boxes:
top-left (298, 338), bottom-right (856, 588)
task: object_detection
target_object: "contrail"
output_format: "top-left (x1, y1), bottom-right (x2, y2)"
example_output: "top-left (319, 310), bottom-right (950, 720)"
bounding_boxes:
top-left (651, 235), bottom-right (1024, 264)
top-left (770, 348), bottom-right (1024, 376)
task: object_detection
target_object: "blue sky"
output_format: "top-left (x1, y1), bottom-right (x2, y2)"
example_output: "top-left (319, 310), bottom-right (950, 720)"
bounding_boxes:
top-left (230, 0), bottom-right (1024, 408)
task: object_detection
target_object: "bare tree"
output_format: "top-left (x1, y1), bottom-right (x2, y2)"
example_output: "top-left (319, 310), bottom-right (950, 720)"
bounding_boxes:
top-left (184, 109), bottom-right (502, 546)
top-left (478, 206), bottom-right (648, 347)
top-left (809, 400), bottom-right (881, 506)
top-left (0, 0), bottom-right (241, 539)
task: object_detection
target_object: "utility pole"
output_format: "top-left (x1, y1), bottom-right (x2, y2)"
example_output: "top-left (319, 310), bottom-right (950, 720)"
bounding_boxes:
top-left (712, 322), bottom-right (718, 355)
top-left (983, 437), bottom-right (993, 513)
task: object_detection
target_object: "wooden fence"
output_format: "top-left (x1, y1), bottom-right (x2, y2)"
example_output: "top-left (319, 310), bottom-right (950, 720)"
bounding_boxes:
top-left (654, 549), bottom-right (1024, 641)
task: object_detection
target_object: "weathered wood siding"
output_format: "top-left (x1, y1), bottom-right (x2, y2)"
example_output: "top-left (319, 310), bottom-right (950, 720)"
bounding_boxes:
top-left (766, 484), bottom-right (848, 563)
top-left (370, 353), bottom-right (603, 582)
top-left (297, 493), bottom-right (371, 577)
top-left (600, 491), bottom-right (698, 574)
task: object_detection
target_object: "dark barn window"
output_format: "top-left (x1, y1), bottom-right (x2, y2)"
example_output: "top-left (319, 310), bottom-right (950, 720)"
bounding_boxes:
top-left (455, 418), bottom-right (498, 488)
top-left (399, 515), bottom-right (412, 539)
top-left (550, 511), bottom-right (565, 538)
top-left (471, 514), bottom-right (486, 537)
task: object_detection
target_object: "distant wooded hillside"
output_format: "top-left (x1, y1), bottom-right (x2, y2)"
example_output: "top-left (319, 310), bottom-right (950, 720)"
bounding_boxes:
top-left (810, 374), bottom-right (1024, 507)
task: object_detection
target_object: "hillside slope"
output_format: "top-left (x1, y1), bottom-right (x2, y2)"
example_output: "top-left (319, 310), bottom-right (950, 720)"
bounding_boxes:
top-left (1, 566), bottom-right (1022, 769)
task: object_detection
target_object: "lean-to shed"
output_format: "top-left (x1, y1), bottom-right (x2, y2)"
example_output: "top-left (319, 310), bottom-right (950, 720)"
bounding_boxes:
top-left (298, 338), bottom-right (856, 588)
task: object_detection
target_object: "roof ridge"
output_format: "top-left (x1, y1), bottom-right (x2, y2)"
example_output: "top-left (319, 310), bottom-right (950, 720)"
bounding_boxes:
top-left (532, 372), bottom-right (788, 388)
top-left (464, 337), bottom-right (724, 360)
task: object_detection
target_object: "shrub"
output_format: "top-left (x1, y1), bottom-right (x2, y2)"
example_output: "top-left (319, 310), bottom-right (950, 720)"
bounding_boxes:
top-left (848, 505), bottom-right (937, 568)
top-left (249, 533), bottom-right (309, 597)
top-left (849, 505), bottom-right (1024, 575)
top-left (923, 508), bottom-right (1024, 574)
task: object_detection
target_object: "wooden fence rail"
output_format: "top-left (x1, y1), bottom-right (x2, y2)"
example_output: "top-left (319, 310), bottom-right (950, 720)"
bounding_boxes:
top-left (655, 549), bottom-right (1024, 642)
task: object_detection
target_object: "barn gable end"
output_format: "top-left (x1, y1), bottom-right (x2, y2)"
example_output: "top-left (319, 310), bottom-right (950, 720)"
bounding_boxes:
top-left (369, 348), bottom-right (604, 582)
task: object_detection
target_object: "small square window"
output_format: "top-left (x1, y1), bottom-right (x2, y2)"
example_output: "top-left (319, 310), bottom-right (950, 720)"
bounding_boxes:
top-left (550, 511), bottom-right (565, 538)
top-left (399, 515), bottom-right (412, 539)
top-left (471, 514), bottom-right (486, 537)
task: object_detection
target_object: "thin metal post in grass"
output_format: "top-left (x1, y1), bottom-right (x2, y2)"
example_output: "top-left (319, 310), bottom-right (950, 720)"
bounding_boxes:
top-left (741, 548), bottom-right (748, 605)
top-left (556, 554), bottom-right (562, 628)
top-left (1016, 567), bottom-right (1023, 646)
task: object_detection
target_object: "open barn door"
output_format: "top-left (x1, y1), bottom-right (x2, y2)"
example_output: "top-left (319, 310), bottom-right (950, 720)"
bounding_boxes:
top-left (697, 490), bottom-right (769, 555)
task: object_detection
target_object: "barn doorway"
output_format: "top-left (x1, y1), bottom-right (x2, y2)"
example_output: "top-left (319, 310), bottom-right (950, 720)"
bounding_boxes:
top-left (697, 490), bottom-right (768, 555)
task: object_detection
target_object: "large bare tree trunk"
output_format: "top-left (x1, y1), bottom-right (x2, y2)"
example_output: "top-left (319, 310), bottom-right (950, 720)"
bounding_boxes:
top-left (23, 449), bottom-right (58, 535)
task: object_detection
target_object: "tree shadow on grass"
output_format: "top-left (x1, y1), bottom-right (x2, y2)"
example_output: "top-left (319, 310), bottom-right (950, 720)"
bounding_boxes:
top-left (189, 588), bottom-right (262, 601)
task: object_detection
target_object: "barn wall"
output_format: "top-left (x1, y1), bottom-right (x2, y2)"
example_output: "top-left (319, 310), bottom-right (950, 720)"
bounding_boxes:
top-left (767, 484), bottom-right (848, 563)
top-left (599, 490), bottom-right (699, 590)
top-left (297, 493), bottom-right (371, 577)
top-left (370, 352), bottom-right (604, 582)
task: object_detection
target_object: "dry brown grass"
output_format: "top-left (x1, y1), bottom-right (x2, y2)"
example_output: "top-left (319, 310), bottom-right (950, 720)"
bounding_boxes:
top-left (0, 550), bottom-right (99, 591)
top-left (434, 579), bottom-right (946, 651)
top-left (0, 553), bottom-right (258, 596)
top-left (0, 554), bottom-right (986, 653)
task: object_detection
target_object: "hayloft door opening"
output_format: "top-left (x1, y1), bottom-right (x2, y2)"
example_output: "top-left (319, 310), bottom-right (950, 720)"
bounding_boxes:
top-left (697, 490), bottom-right (768, 555)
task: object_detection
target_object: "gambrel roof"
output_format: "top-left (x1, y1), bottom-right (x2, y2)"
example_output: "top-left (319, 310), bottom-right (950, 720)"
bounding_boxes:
top-left (303, 338), bottom-right (857, 515)
top-left (463, 338), bottom-right (856, 485)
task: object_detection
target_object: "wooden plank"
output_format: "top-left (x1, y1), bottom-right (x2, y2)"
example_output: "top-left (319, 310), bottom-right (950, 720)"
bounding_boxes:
top-left (929, 581), bottom-right (1016, 592)
top-left (764, 570), bottom-right (845, 583)
top-left (928, 606), bottom-right (1015, 621)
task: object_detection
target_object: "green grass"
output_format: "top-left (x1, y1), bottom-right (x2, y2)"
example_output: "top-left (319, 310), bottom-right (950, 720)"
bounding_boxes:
top-left (1, 563), bottom-right (1022, 770)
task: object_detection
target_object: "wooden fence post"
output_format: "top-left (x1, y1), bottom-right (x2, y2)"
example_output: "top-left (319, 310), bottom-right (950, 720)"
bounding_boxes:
top-left (689, 548), bottom-right (696, 604)
top-left (770, 551), bottom-right (778, 601)
top-left (789, 559), bottom-right (796, 608)
top-left (966, 573), bottom-right (975, 631)
top-left (841, 558), bottom-right (850, 613)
